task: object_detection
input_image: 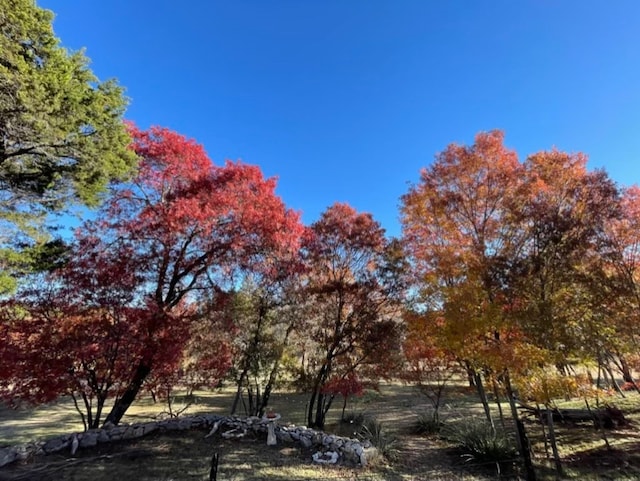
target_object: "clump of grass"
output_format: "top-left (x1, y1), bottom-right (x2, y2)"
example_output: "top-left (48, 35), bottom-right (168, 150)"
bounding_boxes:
top-left (442, 419), bottom-right (517, 464)
top-left (413, 411), bottom-right (444, 435)
top-left (359, 388), bottom-right (382, 405)
top-left (341, 410), bottom-right (366, 426)
top-left (335, 410), bottom-right (367, 438)
top-left (358, 416), bottom-right (399, 462)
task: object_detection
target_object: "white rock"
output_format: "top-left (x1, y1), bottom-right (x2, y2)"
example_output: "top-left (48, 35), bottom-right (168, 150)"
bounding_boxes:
top-left (70, 435), bottom-right (79, 455)
top-left (312, 451), bottom-right (339, 464)
top-left (0, 448), bottom-right (18, 468)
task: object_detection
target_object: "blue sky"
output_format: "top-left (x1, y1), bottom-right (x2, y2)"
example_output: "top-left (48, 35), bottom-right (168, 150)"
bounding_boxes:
top-left (39, 0), bottom-right (640, 237)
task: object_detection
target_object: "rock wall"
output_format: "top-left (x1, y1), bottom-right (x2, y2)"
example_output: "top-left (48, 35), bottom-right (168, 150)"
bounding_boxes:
top-left (0, 414), bottom-right (376, 468)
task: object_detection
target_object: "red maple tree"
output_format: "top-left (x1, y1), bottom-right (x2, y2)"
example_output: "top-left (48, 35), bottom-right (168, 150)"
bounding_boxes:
top-left (0, 125), bottom-right (303, 427)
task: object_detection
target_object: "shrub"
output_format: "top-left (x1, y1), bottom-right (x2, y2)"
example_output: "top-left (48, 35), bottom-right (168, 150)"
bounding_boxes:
top-left (413, 411), bottom-right (443, 435)
top-left (341, 410), bottom-right (366, 426)
top-left (358, 416), bottom-right (399, 462)
top-left (620, 381), bottom-right (638, 392)
top-left (335, 410), bottom-right (367, 438)
top-left (442, 419), bottom-right (517, 464)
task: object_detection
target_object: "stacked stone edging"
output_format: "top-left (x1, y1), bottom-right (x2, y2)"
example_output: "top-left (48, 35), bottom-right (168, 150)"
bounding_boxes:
top-left (0, 414), bottom-right (376, 468)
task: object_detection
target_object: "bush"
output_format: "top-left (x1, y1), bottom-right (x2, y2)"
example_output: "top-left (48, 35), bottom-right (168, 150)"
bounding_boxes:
top-left (335, 410), bottom-right (367, 438)
top-left (358, 416), bottom-right (399, 462)
top-left (442, 419), bottom-right (517, 464)
top-left (341, 410), bottom-right (366, 426)
top-left (413, 411), bottom-right (443, 435)
top-left (620, 381), bottom-right (637, 392)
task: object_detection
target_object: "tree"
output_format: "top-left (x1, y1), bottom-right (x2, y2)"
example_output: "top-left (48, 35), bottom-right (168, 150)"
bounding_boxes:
top-left (0, 0), bottom-right (135, 207)
top-left (401, 130), bottom-right (526, 413)
top-left (322, 373), bottom-right (365, 422)
top-left (402, 308), bottom-right (460, 427)
top-left (228, 273), bottom-right (304, 417)
top-left (401, 131), bottom-right (537, 479)
top-left (596, 185), bottom-right (640, 386)
top-left (0, 125), bottom-right (302, 426)
top-left (301, 203), bottom-right (404, 429)
top-left (0, 268), bottom-right (167, 430)
top-left (401, 132), bottom-right (624, 481)
top-left (103, 125), bottom-right (303, 425)
top-left (0, 0), bottom-right (136, 291)
top-left (512, 151), bottom-right (621, 367)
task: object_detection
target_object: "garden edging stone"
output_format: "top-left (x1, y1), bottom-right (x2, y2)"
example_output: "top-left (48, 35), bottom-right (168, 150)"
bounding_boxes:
top-left (0, 414), bottom-right (372, 468)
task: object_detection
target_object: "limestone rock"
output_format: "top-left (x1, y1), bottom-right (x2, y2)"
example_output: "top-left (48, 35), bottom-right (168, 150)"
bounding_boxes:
top-left (0, 448), bottom-right (18, 468)
top-left (79, 431), bottom-right (98, 448)
top-left (312, 450), bottom-right (339, 464)
top-left (42, 436), bottom-right (69, 454)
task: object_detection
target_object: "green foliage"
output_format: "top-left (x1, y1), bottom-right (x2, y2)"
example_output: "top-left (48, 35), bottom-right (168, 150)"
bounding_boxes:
top-left (0, 237), bottom-right (68, 294)
top-left (442, 419), bottom-right (517, 464)
top-left (0, 0), bottom-right (136, 291)
top-left (0, 0), bottom-right (136, 207)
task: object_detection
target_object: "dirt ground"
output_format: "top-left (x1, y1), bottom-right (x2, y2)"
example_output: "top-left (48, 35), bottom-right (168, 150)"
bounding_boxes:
top-left (2, 382), bottom-right (640, 480)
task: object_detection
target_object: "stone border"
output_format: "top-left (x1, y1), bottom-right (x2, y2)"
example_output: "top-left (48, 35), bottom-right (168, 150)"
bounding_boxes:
top-left (0, 414), bottom-right (377, 468)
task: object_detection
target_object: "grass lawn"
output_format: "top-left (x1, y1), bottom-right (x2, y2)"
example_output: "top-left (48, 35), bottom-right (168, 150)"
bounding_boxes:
top-left (2, 382), bottom-right (640, 480)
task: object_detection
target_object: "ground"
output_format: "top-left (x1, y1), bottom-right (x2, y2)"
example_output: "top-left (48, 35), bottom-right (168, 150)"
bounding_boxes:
top-left (1, 382), bottom-right (640, 480)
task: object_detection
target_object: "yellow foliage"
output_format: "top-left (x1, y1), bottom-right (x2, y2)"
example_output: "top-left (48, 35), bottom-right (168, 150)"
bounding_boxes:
top-left (515, 369), bottom-right (593, 405)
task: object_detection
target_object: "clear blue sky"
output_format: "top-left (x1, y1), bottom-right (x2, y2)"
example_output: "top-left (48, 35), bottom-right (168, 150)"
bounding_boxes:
top-left (39, 0), bottom-right (640, 237)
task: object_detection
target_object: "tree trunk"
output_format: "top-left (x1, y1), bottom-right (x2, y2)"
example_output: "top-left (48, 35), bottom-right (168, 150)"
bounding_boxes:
top-left (537, 403), bottom-right (549, 459)
top-left (103, 363), bottom-right (151, 426)
top-left (620, 355), bottom-right (634, 383)
top-left (314, 391), bottom-right (327, 428)
top-left (341, 395), bottom-right (348, 421)
top-left (321, 392), bottom-right (336, 424)
top-left (546, 409), bottom-right (563, 477)
top-left (246, 384), bottom-right (255, 416)
top-left (491, 377), bottom-right (506, 430)
top-left (253, 383), bottom-right (261, 415)
top-left (93, 394), bottom-right (107, 430)
top-left (258, 380), bottom-right (273, 418)
top-left (307, 363), bottom-right (330, 428)
top-left (307, 387), bottom-right (319, 428)
top-left (81, 392), bottom-right (94, 430)
top-left (209, 452), bottom-right (219, 481)
top-left (604, 364), bottom-right (625, 398)
top-left (257, 360), bottom-right (280, 417)
top-left (504, 372), bottom-right (536, 481)
top-left (585, 398), bottom-right (611, 449)
top-left (257, 322), bottom-right (295, 417)
top-left (474, 370), bottom-right (494, 428)
top-left (70, 393), bottom-right (87, 432)
top-left (464, 361), bottom-right (476, 387)
top-left (230, 370), bottom-right (248, 415)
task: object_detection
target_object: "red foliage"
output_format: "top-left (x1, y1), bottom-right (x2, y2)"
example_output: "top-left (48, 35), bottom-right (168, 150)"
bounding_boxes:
top-left (0, 293), bottom-right (176, 429)
top-left (620, 381), bottom-right (637, 392)
top-left (322, 373), bottom-right (365, 398)
top-left (301, 203), bottom-right (404, 428)
top-left (0, 124), bottom-right (304, 427)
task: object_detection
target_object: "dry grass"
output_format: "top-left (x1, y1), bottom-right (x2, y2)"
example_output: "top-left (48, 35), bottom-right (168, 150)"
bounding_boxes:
top-left (1, 381), bottom-right (640, 480)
